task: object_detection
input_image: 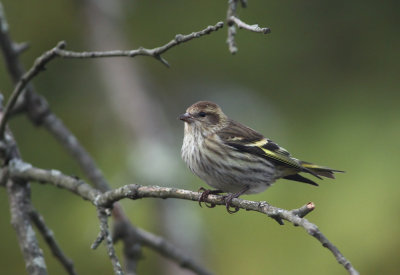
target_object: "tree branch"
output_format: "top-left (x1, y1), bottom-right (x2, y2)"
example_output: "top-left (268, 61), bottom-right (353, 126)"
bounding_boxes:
top-left (9, 161), bottom-right (359, 275)
top-left (0, 130), bottom-right (47, 275)
top-left (8, 160), bottom-right (214, 275)
top-left (229, 16), bottom-right (271, 34)
top-left (55, 21), bottom-right (224, 67)
top-left (29, 207), bottom-right (77, 275)
top-left (0, 21), bottom-right (223, 138)
top-left (6, 177), bottom-right (48, 275)
top-left (0, 100), bottom-right (48, 275)
top-left (226, 0), bottom-right (270, 54)
top-left (96, 207), bottom-right (124, 275)
top-left (226, 0), bottom-right (239, 54)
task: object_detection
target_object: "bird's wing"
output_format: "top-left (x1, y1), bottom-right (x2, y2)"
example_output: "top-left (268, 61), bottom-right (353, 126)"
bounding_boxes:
top-left (217, 120), bottom-right (322, 178)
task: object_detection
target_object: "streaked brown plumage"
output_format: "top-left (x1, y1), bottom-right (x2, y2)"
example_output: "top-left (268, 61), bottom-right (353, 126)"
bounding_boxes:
top-left (179, 101), bottom-right (342, 213)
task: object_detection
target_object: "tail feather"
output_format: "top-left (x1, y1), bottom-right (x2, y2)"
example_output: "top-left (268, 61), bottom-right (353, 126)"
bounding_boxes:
top-left (301, 161), bottom-right (344, 179)
top-left (283, 174), bottom-right (319, 186)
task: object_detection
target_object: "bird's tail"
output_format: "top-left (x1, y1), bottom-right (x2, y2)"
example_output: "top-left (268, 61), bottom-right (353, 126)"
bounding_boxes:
top-left (301, 161), bottom-right (344, 179)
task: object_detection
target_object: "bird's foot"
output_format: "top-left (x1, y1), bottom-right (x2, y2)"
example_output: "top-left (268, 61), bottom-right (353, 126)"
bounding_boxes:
top-left (223, 193), bottom-right (240, 214)
top-left (198, 187), bottom-right (223, 208)
top-left (223, 186), bottom-right (250, 214)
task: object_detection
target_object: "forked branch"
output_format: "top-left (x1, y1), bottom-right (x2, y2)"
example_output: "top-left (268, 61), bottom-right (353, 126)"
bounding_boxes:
top-left (9, 161), bottom-right (359, 275)
top-left (226, 0), bottom-right (270, 54)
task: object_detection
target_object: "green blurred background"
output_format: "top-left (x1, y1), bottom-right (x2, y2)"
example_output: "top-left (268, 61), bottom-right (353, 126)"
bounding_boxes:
top-left (1, 0), bottom-right (399, 274)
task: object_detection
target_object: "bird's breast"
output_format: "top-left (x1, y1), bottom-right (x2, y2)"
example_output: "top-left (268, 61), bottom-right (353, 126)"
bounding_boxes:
top-left (181, 130), bottom-right (205, 172)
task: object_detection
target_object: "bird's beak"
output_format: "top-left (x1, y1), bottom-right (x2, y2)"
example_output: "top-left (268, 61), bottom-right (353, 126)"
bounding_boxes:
top-left (178, 112), bottom-right (193, 123)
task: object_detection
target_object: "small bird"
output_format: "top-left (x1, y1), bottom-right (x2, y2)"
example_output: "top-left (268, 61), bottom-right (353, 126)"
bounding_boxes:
top-left (179, 101), bottom-right (343, 213)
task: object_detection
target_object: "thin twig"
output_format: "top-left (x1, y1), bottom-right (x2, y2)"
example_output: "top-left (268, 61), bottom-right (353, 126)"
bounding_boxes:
top-left (55, 22), bottom-right (224, 67)
top-left (0, 41), bottom-right (66, 138)
top-left (226, 0), bottom-right (270, 54)
top-left (226, 0), bottom-right (238, 54)
top-left (9, 162), bottom-right (359, 275)
top-left (91, 230), bottom-right (105, 250)
top-left (0, 21), bottom-right (224, 138)
top-left (97, 207), bottom-right (124, 275)
top-left (29, 207), bottom-right (77, 275)
top-left (229, 16), bottom-right (271, 34)
top-left (292, 201), bottom-right (315, 218)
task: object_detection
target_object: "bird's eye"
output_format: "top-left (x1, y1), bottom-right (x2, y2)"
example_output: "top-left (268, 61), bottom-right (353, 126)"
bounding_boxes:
top-left (198, 112), bottom-right (207, 117)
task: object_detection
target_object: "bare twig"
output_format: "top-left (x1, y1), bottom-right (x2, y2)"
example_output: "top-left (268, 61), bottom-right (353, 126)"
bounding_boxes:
top-left (91, 231), bottom-right (105, 250)
top-left (55, 22), bottom-right (224, 67)
top-left (226, 0), bottom-right (239, 53)
top-left (226, 0), bottom-right (270, 54)
top-left (230, 16), bottom-right (271, 34)
top-left (0, 21), bottom-right (224, 138)
top-left (9, 162), bottom-right (359, 275)
top-left (97, 207), bottom-right (124, 275)
top-left (0, 41), bottom-right (66, 138)
top-left (29, 207), bottom-right (77, 275)
top-left (292, 201), bottom-right (315, 218)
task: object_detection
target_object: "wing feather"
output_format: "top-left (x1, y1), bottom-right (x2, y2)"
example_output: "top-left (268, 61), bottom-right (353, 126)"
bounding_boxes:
top-left (217, 120), bottom-right (322, 178)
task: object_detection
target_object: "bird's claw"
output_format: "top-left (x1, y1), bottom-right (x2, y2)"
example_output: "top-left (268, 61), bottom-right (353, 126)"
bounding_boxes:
top-left (198, 187), bottom-right (247, 214)
top-left (198, 187), bottom-right (222, 208)
top-left (223, 193), bottom-right (240, 214)
top-left (222, 186), bottom-right (249, 214)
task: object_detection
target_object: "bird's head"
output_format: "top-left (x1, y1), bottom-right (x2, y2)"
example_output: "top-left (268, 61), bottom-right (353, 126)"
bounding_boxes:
top-left (179, 101), bottom-right (228, 135)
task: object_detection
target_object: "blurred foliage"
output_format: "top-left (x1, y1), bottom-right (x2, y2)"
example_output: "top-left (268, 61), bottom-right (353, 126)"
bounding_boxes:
top-left (0, 0), bottom-right (399, 274)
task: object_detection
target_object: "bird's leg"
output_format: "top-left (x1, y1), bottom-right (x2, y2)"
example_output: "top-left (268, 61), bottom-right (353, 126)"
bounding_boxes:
top-left (223, 186), bottom-right (250, 214)
top-left (198, 187), bottom-right (223, 208)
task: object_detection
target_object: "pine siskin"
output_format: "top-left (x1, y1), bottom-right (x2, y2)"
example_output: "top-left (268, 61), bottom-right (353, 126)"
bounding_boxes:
top-left (179, 101), bottom-right (343, 213)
